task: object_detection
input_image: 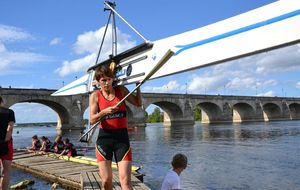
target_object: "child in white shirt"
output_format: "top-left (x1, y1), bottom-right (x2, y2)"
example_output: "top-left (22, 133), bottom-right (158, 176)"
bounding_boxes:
top-left (161, 153), bottom-right (188, 190)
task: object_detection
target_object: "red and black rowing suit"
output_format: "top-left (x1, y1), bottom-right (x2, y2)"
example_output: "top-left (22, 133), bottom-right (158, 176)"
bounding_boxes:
top-left (95, 87), bottom-right (132, 163)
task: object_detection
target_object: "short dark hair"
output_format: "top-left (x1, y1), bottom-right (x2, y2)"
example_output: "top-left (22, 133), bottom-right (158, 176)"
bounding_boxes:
top-left (171, 153), bottom-right (188, 169)
top-left (64, 138), bottom-right (70, 143)
top-left (94, 64), bottom-right (115, 81)
top-left (32, 135), bottom-right (38, 139)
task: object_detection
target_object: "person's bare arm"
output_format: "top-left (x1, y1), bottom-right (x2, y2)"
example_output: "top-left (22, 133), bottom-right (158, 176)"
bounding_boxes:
top-left (89, 91), bottom-right (118, 124)
top-left (120, 85), bottom-right (142, 107)
top-left (40, 142), bottom-right (45, 151)
top-left (5, 121), bottom-right (14, 141)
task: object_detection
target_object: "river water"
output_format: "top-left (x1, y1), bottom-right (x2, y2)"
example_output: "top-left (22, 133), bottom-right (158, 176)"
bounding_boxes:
top-left (11, 120), bottom-right (300, 190)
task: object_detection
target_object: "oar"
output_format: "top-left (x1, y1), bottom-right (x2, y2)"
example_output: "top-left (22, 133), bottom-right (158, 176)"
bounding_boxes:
top-left (79, 49), bottom-right (174, 142)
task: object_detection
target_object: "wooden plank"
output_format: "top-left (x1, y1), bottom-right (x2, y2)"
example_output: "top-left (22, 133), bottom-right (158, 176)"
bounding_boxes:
top-left (52, 165), bottom-right (97, 175)
top-left (13, 151), bottom-right (31, 156)
top-left (81, 172), bottom-right (94, 190)
top-left (12, 158), bottom-right (58, 165)
top-left (63, 173), bottom-right (81, 184)
top-left (13, 153), bottom-right (39, 160)
top-left (92, 171), bottom-right (102, 188)
top-left (30, 162), bottom-right (78, 170)
top-left (88, 171), bottom-right (101, 189)
top-left (18, 159), bottom-right (65, 166)
top-left (112, 171), bottom-right (122, 190)
top-left (81, 171), bottom-right (102, 190)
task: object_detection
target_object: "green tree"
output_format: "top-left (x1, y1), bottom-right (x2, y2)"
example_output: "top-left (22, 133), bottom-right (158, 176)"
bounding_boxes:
top-left (147, 107), bottom-right (163, 123)
top-left (193, 105), bottom-right (201, 121)
top-left (144, 111), bottom-right (148, 122)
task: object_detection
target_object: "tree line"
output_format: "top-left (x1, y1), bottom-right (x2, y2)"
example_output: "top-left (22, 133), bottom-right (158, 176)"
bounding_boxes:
top-left (146, 106), bottom-right (201, 123)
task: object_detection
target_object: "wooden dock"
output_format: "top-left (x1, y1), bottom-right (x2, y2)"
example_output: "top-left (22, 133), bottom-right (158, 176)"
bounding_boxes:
top-left (12, 150), bottom-right (150, 190)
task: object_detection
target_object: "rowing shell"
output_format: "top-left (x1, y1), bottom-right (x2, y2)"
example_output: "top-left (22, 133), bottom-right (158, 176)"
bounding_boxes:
top-left (52, 0), bottom-right (300, 96)
top-left (44, 152), bottom-right (141, 172)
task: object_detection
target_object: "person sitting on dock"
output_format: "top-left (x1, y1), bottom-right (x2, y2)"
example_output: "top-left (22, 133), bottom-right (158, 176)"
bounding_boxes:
top-left (59, 138), bottom-right (77, 157)
top-left (52, 135), bottom-right (64, 154)
top-left (29, 135), bottom-right (41, 151)
top-left (161, 153), bottom-right (188, 190)
top-left (40, 136), bottom-right (52, 152)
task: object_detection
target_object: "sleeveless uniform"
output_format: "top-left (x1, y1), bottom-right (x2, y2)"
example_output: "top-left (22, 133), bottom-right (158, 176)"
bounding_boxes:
top-left (32, 139), bottom-right (41, 150)
top-left (95, 87), bottom-right (132, 162)
top-left (0, 107), bottom-right (15, 161)
top-left (63, 143), bottom-right (77, 157)
top-left (53, 141), bottom-right (64, 154)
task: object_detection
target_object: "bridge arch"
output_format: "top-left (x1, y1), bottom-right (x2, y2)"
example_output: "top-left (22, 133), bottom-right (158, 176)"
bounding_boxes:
top-left (262, 103), bottom-right (282, 121)
top-left (12, 99), bottom-right (70, 129)
top-left (147, 101), bottom-right (183, 126)
top-left (289, 103), bottom-right (300, 120)
top-left (232, 102), bottom-right (255, 122)
top-left (197, 102), bottom-right (223, 124)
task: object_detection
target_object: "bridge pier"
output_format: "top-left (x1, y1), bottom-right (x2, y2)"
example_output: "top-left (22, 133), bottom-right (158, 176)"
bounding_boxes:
top-left (163, 112), bottom-right (194, 126)
top-left (127, 105), bottom-right (146, 127)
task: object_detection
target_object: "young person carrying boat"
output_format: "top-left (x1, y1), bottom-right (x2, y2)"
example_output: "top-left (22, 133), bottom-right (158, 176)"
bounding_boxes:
top-left (0, 96), bottom-right (15, 190)
top-left (89, 64), bottom-right (142, 190)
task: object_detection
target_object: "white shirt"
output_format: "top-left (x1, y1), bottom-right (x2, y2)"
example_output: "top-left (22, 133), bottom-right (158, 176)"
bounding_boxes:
top-left (161, 170), bottom-right (181, 190)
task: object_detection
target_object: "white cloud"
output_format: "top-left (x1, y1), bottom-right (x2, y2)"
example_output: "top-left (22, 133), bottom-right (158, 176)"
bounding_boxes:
top-left (0, 47), bottom-right (49, 75)
top-left (55, 53), bottom-right (96, 76)
top-left (55, 25), bottom-right (136, 76)
top-left (188, 74), bottom-right (226, 94)
top-left (143, 81), bottom-right (184, 93)
top-left (0, 43), bottom-right (6, 52)
top-left (255, 45), bottom-right (300, 74)
top-left (226, 77), bottom-right (256, 90)
top-left (50, 37), bottom-right (63, 46)
top-left (227, 77), bottom-right (277, 91)
top-left (0, 25), bottom-right (49, 75)
top-left (296, 82), bottom-right (300, 89)
top-left (0, 24), bottom-right (33, 42)
top-left (256, 90), bottom-right (276, 97)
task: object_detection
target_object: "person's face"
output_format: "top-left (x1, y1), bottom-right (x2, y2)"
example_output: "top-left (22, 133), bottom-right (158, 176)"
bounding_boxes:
top-left (99, 76), bottom-right (113, 90)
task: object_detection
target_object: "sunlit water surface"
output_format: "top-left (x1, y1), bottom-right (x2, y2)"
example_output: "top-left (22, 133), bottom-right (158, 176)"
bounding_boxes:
top-left (12, 121), bottom-right (300, 190)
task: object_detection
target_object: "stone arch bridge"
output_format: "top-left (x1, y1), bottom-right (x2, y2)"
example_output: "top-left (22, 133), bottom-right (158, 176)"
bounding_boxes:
top-left (1, 88), bottom-right (300, 132)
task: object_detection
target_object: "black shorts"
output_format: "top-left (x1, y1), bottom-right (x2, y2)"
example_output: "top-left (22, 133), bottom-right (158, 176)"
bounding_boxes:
top-left (95, 128), bottom-right (132, 162)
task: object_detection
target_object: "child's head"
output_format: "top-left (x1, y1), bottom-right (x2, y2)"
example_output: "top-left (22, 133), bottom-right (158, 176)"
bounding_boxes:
top-left (32, 135), bottom-right (38, 140)
top-left (55, 135), bottom-right (62, 143)
top-left (171, 153), bottom-right (188, 169)
top-left (64, 138), bottom-right (70, 144)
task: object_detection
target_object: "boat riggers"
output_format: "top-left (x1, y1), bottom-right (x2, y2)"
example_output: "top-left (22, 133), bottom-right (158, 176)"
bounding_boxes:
top-left (79, 49), bottom-right (175, 143)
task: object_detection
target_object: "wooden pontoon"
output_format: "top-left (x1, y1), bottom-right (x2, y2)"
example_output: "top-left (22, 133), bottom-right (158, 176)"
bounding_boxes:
top-left (12, 150), bottom-right (150, 190)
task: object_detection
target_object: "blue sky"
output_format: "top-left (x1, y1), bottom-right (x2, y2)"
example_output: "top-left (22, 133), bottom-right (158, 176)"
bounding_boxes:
top-left (1, 0), bottom-right (300, 123)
